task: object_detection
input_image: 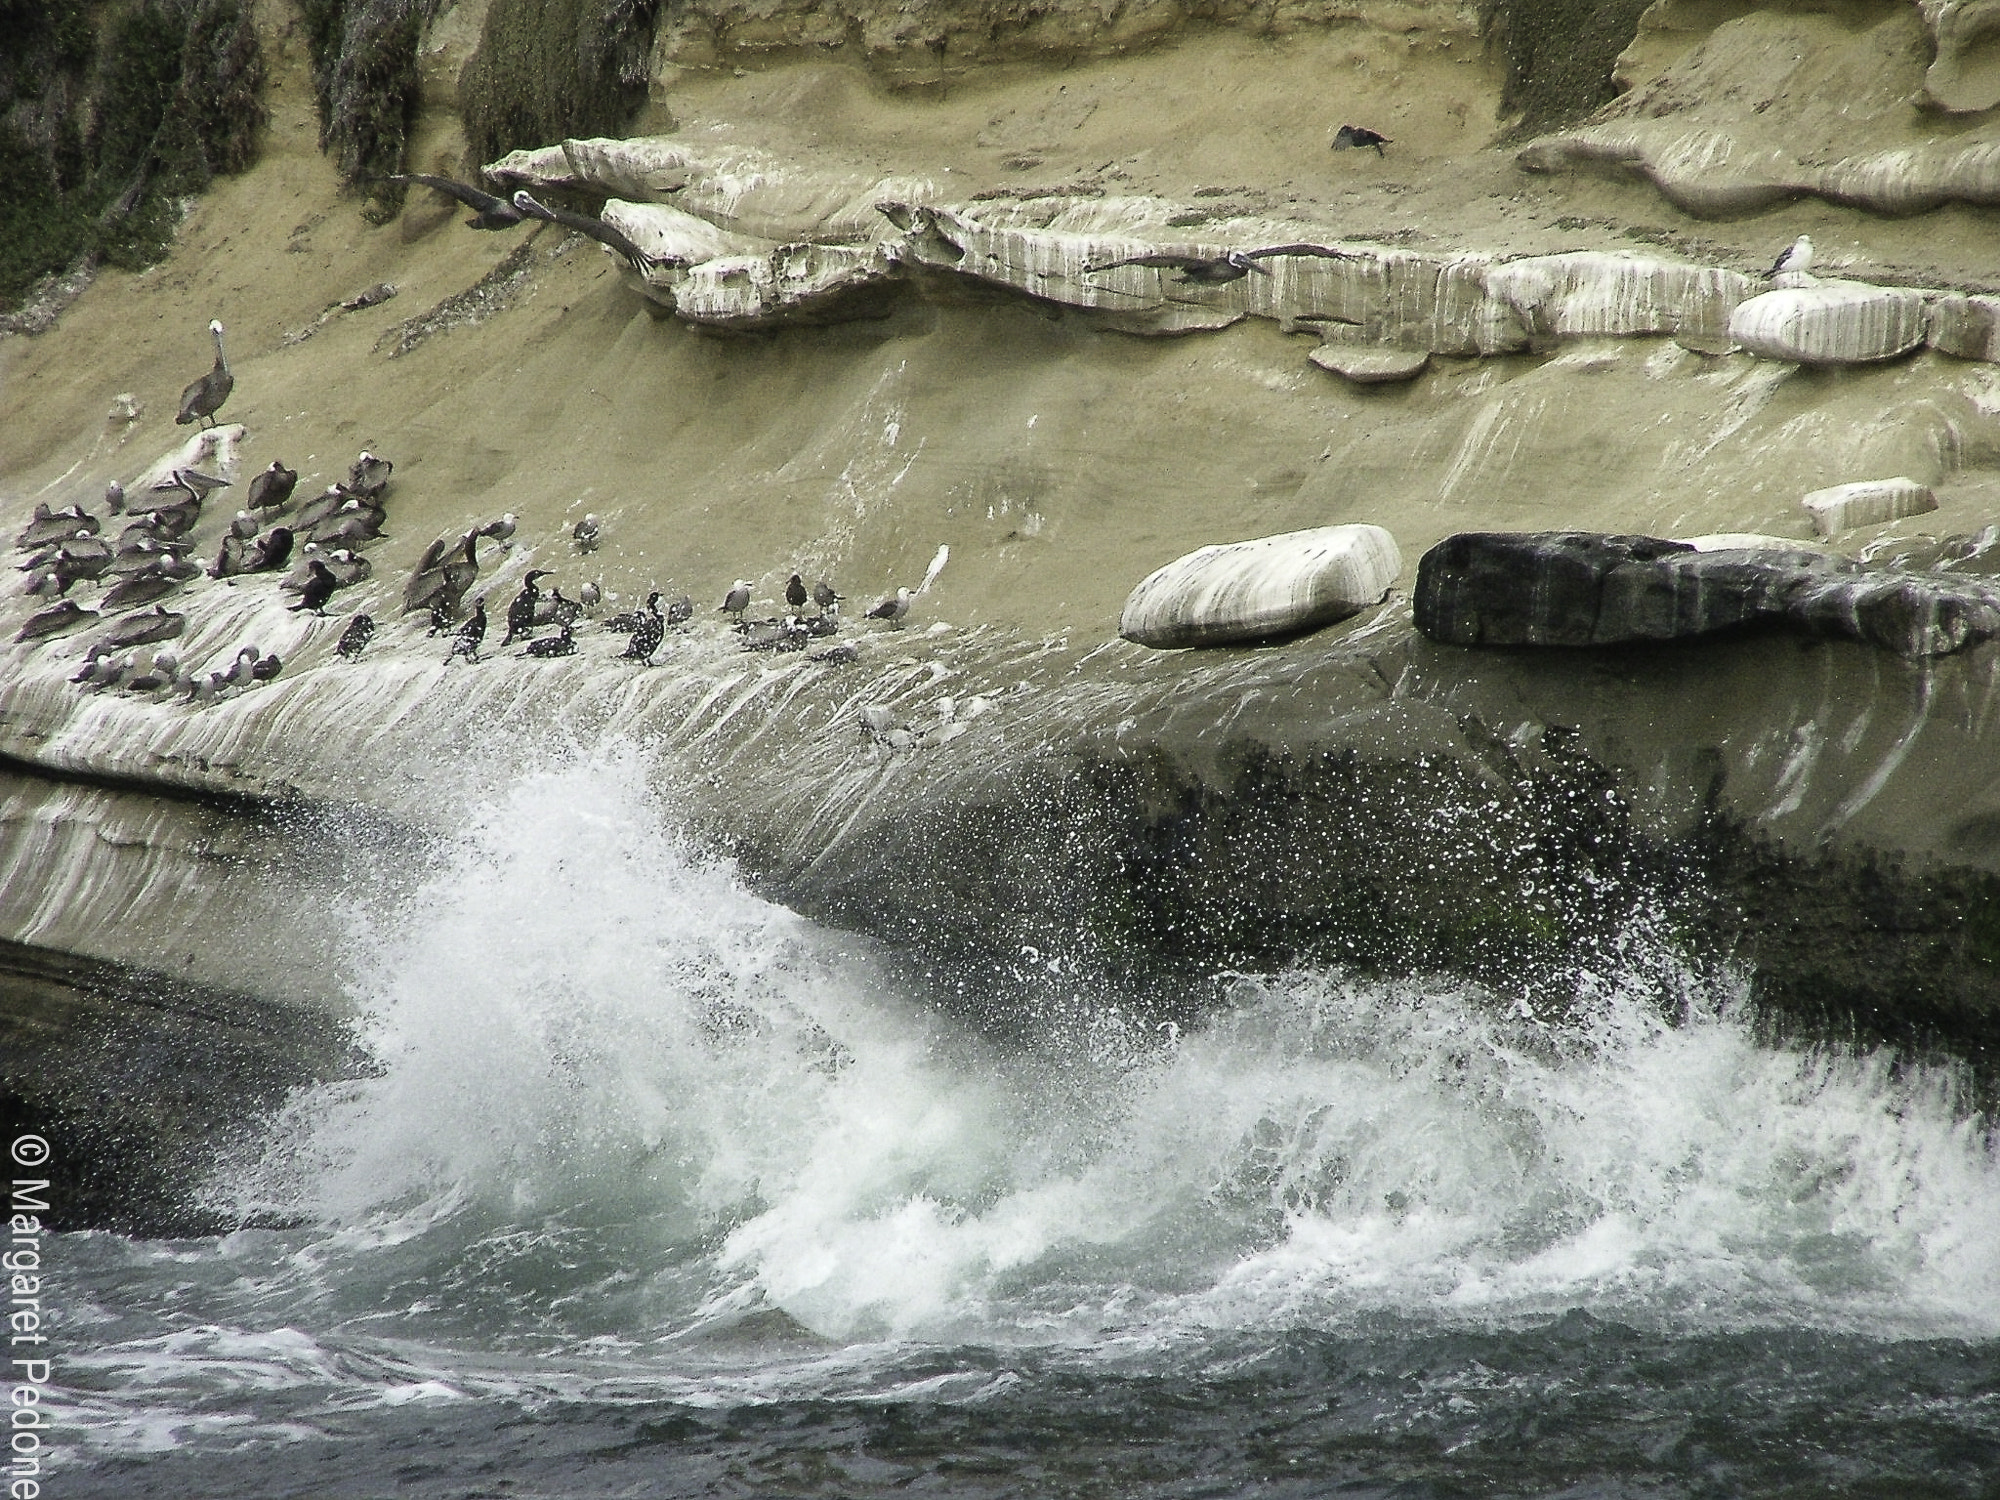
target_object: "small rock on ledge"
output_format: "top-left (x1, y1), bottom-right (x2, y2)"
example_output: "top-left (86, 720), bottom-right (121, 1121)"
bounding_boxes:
top-left (1308, 345), bottom-right (1431, 384)
top-left (1801, 477), bottom-right (1938, 538)
top-left (1121, 524), bottom-right (1401, 649)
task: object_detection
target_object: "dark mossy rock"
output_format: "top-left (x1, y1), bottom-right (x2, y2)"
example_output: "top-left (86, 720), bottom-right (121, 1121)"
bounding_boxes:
top-left (460, 0), bottom-right (660, 172)
top-left (1415, 531), bottom-right (2000, 657)
top-left (0, 0), bottom-right (264, 310)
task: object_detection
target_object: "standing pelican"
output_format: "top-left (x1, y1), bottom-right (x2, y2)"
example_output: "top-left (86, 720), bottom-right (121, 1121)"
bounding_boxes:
top-left (176, 320), bottom-right (232, 429)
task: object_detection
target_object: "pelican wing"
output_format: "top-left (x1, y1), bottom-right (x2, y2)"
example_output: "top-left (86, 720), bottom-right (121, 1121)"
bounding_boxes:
top-left (1242, 243), bottom-right (1357, 263)
top-left (1084, 253), bottom-right (1216, 275)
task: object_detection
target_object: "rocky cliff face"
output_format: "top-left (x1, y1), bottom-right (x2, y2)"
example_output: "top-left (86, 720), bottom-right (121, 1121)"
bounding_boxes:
top-left (6, 0), bottom-right (2000, 1225)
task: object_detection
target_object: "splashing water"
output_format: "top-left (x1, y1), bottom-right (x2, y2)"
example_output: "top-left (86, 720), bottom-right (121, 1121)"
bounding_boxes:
top-left (54, 752), bottom-right (2000, 1483)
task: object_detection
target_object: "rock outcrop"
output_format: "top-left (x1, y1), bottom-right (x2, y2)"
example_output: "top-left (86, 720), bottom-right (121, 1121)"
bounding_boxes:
top-left (1802, 477), bottom-right (1939, 537)
top-left (1727, 283), bottom-right (1929, 366)
top-left (1119, 523), bottom-right (1400, 648)
top-left (1414, 531), bottom-right (2000, 657)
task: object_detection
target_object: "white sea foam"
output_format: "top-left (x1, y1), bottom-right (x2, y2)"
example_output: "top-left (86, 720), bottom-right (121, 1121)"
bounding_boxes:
top-left (100, 746), bottom-right (1991, 1447)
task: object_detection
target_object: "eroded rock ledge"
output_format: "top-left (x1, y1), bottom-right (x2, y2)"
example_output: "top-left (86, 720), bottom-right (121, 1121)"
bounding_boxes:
top-left (488, 135), bottom-right (2000, 366)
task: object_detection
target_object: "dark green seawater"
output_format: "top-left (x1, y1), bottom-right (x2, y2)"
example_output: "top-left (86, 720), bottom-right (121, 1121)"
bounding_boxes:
top-left (41, 759), bottom-right (2000, 1497)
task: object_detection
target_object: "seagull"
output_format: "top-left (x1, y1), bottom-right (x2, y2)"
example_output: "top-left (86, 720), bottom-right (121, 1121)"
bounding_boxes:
top-left (579, 580), bottom-right (601, 613)
top-left (478, 513), bottom-right (517, 545)
top-left (104, 481), bottom-right (126, 515)
top-left (572, 513), bottom-right (601, 553)
top-left (381, 173), bottom-right (525, 230)
top-left (176, 320), bottom-right (232, 429)
top-left (1084, 244), bottom-right (1355, 284)
top-left (721, 580), bottom-right (751, 619)
top-left (866, 587), bottom-right (911, 627)
top-left (1332, 125), bottom-right (1391, 156)
top-left (1766, 234), bottom-right (1814, 279)
top-left (812, 580), bottom-right (843, 614)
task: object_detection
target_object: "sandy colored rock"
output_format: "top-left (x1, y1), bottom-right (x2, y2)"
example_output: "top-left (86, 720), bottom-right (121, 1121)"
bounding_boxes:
top-left (1927, 293), bottom-right (2000, 361)
top-left (1728, 283), bottom-right (1928, 365)
top-left (1918, 0), bottom-right (2000, 112)
top-left (1119, 523), bottom-right (1400, 648)
top-left (1801, 477), bottom-right (1939, 537)
top-left (1307, 345), bottom-right (1430, 383)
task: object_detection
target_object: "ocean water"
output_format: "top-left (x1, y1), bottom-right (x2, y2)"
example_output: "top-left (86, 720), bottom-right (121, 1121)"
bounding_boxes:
top-left (41, 756), bottom-right (2000, 1497)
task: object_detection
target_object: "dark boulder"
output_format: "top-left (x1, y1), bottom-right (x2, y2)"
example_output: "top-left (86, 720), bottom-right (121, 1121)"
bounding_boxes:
top-left (1415, 531), bottom-right (2000, 657)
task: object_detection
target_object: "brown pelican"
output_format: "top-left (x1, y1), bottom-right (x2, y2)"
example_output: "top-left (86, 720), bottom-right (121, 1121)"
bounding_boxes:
top-left (511, 192), bottom-right (665, 275)
top-left (176, 320), bottom-right (233, 428)
top-left (16, 601), bottom-right (99, 642)
top-left (348, 451), bottom-right (393, 499)
top-left (100, 605), bottom-right (186, 650)
top-left (383, 174), bottom-right (525, 230)
top-left (1084, 244), bottom-right (1356, 284)
top-left (1332, 125), bottom-right (1391, 155)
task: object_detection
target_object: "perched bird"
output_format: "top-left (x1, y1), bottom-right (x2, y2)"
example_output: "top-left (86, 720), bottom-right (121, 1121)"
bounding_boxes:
top-left (289, 559), bottom-right (338, 615)
top-left (100, 571), bottom-right (182, 612)
top-left (336, 614), bottom-right (376, 660)
top-left (154, 467), bottom-right (231, 503)
top-left (80, 654), bottom-right (137, 693)
top-left (221, 647), bottom-right (261, 689)
top-left (785, 574), bottom-right (808, 613)
top-left (16, 505), bottom-right (97, 551)
top-left (322, 548), bottom-right (371, 587)
top-left (251, 652), bottom-right (283, 683)
top-left (1332, 124), bottom-right (1391, 155)
top-left (478, 513), bottom-right (517, 545)
top-left (812, 580), bottom-right (843, 614)
top-left (445, 596), bottom-right (488, 663)
top-left (123, 651), bottom-right (179, 695)
top-left (348, 451), bottom-right (393, 499)
top-left (229, 510), bottom-right (259, 540)
top-left (579, 580), bottom-right (601, 613)
top-left (522, 622), bottom-right (576, 658)
top-left (620, 592), bottom-right (664, 659)
top-left (245, 526), bottom-right (294, 574)
top-left (293, 484), bottom-right (356, 534)
top-left (100, 605), bottom-right (186, 651)
top-left (511, 191), bottom-right (668, 275)
top-left (501, 569), bottom-right (551, 648)
top-left (721, 580), bottom-right (751, 620)
top-left (404, 531), bottom-right (479, 619)
top-left (247, 461), bottom-right (298, 514)
top-left (17, 601), bottom-right (98, 642)
top-left (866, 587), bottom-right (912, 627)
top-left (176, 319), bottom-right (232, 429)
top-left (664, 594), bottom-right (694, 629)
top-left (546, 587), bottom-right (583, 629)
top-left (382, 173), bottom-right (526, 230)
top-left (1766, 234), bottom-right (1814, 280)
top-left (212, 532), bottom-right (250, 579)
top-left (740, 618), bottom-right (809, 653)
top-left (1085, 244), bottom-right (1356, 285)
top-left (70, 648), bottom-right (118, 686)
top-left (104, 481), bottom-right (126, 516)
top-left (572, 513), bottom-right (601, 553)
top-left (307, 499), bottom-right (387, 547)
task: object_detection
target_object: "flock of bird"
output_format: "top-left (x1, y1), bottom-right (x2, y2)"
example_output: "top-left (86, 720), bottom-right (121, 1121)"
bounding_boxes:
top-left (11, 315), bottom-right (939, 703)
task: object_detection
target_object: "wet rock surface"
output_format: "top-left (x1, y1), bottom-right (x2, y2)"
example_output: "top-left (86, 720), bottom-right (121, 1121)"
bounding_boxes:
top-left (1414, 531), bottom-right (2000, 657)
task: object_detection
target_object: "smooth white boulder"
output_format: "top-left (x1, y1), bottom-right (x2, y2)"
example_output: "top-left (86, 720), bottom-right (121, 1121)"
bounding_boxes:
top-left (1120, 524), bottom-right (1401, 649)
top-left (1727, 282), bottom-right (1927, 365)
top-left (1801, 477), bottom-right (1939, 537)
